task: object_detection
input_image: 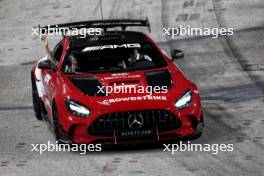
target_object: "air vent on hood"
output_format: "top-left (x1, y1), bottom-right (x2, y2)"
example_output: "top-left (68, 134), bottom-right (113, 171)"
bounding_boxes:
top-left (145, 70), bottom-right (173, 90)
top-left (69, 76), bottom-right (106, 96)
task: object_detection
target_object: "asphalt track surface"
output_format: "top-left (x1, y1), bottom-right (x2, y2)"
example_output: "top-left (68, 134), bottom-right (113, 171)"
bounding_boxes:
top-left (0, 0), bottom-right (264, 176)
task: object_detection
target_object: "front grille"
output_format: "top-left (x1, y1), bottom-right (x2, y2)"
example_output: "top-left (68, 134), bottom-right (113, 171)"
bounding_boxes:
top-left (88, 110), bottom-right (181, 137)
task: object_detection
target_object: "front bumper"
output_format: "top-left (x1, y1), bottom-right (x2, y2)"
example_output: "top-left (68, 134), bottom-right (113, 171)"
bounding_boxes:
top-left (58, 107), bottom-right (203, 145)
top-left (56, 90), bottom-right (204, 144)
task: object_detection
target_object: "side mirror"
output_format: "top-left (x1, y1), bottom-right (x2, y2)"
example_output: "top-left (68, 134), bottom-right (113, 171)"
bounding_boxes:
top-left (170, 49), bottom-right (184, 60)
top-left (38, 60), bottom-right (56, 70)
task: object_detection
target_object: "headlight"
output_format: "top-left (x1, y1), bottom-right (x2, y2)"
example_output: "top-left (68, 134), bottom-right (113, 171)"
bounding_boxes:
top-left (174, 89), bottom-right (192, 110)
top-left (65, 99), bottom-right (90, 117)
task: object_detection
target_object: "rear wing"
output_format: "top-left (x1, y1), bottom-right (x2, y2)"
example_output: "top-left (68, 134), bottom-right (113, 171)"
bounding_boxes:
top-left (38, 18), bottom-right (151, 34)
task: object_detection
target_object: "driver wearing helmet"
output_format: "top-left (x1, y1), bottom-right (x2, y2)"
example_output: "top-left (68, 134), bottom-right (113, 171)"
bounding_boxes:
top-left (128, 48), bottom-right (152, 65)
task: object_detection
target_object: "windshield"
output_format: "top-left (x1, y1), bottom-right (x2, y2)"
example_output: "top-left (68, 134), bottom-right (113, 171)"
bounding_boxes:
top-left (62, 42), bottom-right (167, 74)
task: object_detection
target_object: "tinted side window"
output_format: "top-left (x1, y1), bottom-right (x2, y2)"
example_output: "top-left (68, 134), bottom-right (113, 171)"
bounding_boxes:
top-left (53, 44), bottom-right (63, 62)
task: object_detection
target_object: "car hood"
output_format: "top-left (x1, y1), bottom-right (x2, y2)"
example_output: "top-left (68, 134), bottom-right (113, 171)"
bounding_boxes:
top-left (68, 69), bottom-right (173, 96)
top-left (62, 68), bottom-right (192, 112)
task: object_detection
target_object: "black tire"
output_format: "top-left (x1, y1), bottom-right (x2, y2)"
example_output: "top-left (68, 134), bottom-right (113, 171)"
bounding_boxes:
top-left (184, 123), bottom-right (204, 140)
top-left (31, 73), bottom-right (43, 120)
top-left (52, 103), bottom-right (72, 144)
top-left (179, 132), bottom-right (203, 142)
top-left (188, 117), bottom-right (205, 140)
top-left (52, 103), bottom-right (62, 141)
top-left (188, 132), bottom-right (203, 140)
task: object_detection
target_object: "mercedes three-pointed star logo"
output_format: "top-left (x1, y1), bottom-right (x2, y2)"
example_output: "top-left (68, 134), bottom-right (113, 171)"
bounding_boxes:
top-left (128, 114), bottom-right (144, 129)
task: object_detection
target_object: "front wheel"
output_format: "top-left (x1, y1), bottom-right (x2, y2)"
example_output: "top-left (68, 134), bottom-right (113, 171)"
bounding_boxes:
top-left (185, 121), bottom-right (204, 140)
top-left (52, 103), bottom-right (71, 144)
top-left (52, 103), bottom-right (62, 141)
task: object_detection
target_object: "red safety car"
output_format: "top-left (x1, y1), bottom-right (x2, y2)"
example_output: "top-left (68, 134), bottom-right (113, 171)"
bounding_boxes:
top-left (31, 19), bottom-right (204, 144)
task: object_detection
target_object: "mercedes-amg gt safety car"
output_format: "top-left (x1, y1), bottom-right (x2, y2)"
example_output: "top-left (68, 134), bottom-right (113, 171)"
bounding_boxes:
top-left (31, 19), bottom-right (204, 144)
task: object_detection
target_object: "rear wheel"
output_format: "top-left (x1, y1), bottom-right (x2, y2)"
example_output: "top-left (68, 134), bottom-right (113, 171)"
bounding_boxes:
top-left (31, 73), bottom-right (43, 120)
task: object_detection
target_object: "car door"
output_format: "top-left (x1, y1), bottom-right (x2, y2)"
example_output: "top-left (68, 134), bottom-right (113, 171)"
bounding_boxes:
top-left (42, 43), bottom-right (64, 108)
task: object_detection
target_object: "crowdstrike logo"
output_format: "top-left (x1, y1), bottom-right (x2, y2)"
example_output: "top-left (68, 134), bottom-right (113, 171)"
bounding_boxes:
top-left (101, 95), bottom-right (167, 104)
top-left (82, 43), bottom-right (141, 52)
